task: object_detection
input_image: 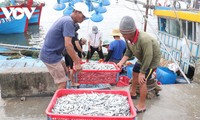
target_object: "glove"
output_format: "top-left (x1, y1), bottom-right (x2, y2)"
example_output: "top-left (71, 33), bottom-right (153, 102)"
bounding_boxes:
top-left (82, 52), bottom-right (86, 57)
top-left (98, 59), bottom-right (104, 63)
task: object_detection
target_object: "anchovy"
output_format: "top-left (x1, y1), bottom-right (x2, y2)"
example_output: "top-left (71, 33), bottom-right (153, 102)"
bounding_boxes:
top-left (52, 93), bottom-right (131, 116)
top-left (81, 62), bottom-right (116, 70)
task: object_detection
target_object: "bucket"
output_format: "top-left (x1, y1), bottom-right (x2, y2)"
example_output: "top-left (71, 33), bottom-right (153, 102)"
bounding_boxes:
top-left (156, 67), bottom-right (177, 84)
top-left (126, 65), bottom-right (134, 78)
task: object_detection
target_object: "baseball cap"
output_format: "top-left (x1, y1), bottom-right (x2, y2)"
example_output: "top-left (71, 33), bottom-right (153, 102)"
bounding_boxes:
top-left (73, 2), bottom-right (91, 18)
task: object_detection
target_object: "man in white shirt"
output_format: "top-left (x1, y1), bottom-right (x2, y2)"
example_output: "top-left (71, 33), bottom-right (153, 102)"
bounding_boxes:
top-left (86, 26), bottom-right (104, 61)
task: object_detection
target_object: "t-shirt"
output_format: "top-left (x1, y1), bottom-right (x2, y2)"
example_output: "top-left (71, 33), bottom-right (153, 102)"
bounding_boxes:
top-left (109, 40), bottom-right (126, 60)
top-left (39, 16), bottom-right (75, 64)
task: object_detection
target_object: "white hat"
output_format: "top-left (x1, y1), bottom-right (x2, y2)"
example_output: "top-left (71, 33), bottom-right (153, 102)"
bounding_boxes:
top-left (73, 2), bottom-right (91, 18)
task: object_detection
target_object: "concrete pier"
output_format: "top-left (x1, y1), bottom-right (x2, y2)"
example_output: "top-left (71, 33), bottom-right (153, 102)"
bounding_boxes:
top-left (0, 84), bottom-right (200, 120)
top-left (1, 58), bottom-right (200, 120)
top-left (0, 58), bottom-right (56, 98)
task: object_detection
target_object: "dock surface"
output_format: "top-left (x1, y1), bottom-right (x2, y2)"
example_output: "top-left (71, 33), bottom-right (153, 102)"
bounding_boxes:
top-left (0, 84), bottom-right (200, 120)
top-left (0, 58), bottom-right (46, 71)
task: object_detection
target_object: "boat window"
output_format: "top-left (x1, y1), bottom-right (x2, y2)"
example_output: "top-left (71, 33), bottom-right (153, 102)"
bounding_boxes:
top-left (166, 19), bottom-right (180, 37)
top-left (182, 20), bottom-right (197, 42)
top-left (158, 17), bottom-right (180, 37)
top-left (158, 18), bottom-right (166, 32)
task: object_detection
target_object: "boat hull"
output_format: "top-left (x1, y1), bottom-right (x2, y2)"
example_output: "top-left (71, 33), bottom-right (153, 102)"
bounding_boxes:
top-left (0, 2), bottom-right (44, 34)
top-left (28, 4), bottom-right (44, 25)
top-left (0, 16), bottom-right (27, 34)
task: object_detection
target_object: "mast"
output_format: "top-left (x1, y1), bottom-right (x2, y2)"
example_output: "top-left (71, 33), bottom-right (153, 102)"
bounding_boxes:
top-left (144, 0), bottom-right (149, 32)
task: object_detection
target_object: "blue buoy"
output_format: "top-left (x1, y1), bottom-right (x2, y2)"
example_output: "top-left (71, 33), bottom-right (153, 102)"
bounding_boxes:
top-left (97, 3), bottom-right (107, 13)
top-left (54, 3), bottom-right (66, 11)
top-left (156, 67), bottom-right (177, 84)
top-left (63, 3), bottom-right (74, 15)
top-left (91, 12), bottom-right (103, 22)
top-left (60, 0), bottom-right (70, 3)
top-left (102, 0), bottom-right (110, 6)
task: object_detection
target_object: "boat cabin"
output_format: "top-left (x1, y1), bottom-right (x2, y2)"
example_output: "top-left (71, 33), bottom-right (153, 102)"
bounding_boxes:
top-left (154, 6), bottom-right (200, 77)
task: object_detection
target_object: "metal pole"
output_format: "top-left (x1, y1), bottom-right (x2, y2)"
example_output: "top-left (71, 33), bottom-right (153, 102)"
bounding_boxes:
top-left (144, 0), bottom-right (149, 32)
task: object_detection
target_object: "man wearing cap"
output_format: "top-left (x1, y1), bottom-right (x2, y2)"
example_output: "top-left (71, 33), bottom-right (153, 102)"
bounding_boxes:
top-left (104, 29), bottom-right (126, 64)
top-left (102, 40), bottom-right (110, 49)
top-left (86, 26), bottom-right (104, 61)
top-left (117, 16), bottom-right (161, 113)
top-left (39, 2), bottom-right (91, 89)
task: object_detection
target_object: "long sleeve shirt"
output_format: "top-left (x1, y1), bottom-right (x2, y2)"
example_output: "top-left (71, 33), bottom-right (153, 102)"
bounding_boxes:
top-left (88, 31), bottom-right (102, 48)
top-left (124, 31), bottom-right (161, 73)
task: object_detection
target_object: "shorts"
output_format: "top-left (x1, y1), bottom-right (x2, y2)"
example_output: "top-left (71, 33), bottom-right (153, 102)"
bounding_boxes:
top-left (132, 62), bottom-right (155, 80)
top-left (64, 54), bottom-right (73, 69)
top-left (44, 60), bottom-right (69, 84)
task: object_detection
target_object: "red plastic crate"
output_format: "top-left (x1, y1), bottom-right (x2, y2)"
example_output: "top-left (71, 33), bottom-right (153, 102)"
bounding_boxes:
top-left (74, 62), bottom-right (121, 84)
top-left (117, 76), bottom-right (130, 87)
top-left (46, 89), bottom-right (136, 120)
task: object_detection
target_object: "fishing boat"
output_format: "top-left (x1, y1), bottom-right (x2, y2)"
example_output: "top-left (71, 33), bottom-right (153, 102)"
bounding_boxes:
top-left (153, 1), bottom-right (200, 78)
top-left (28, 0), bottom-right (44, 25)
top-left (0, 3), bottom-right (28, 34)
top-left (0, 0), bottom-right (44, 34)
top-left (122, 0), bottom-right (199, 82)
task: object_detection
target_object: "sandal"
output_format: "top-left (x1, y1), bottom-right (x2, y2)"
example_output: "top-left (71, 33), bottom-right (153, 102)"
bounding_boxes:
top-left (135, 106), bottom-right (146, 113)
top-left (131, 95), bottom-right (137, 99)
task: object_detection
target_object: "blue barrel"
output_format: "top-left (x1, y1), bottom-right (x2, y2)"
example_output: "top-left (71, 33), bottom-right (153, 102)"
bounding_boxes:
top-left (156, 67), bottom-right (177, 84)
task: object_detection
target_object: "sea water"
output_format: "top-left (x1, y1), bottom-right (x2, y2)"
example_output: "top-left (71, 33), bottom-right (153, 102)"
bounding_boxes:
top-left (0, 0), bottom-right (158, 56)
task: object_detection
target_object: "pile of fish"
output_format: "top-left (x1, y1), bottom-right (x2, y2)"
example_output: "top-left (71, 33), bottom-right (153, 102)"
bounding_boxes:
top-left (52, 92), bottom-right (131, 116)
top-left (81, 62), bottom-right (116, 70)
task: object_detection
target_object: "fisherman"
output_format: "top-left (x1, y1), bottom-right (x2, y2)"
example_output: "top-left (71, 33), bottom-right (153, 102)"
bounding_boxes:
top-left (102, 40), bottom-right (110, 50)
top-left (62, 23), bottom-right (87, 87)
top-left (104, 29), bottom-right (126, 64)
top-left (117, 16), bottom-right (161, 113)
top-left (86, 26), bottom-right (104, 61)
top-left (39, 2), bottom-right (91, 89)
top-left (74, 38), bottom-right (87, 59)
